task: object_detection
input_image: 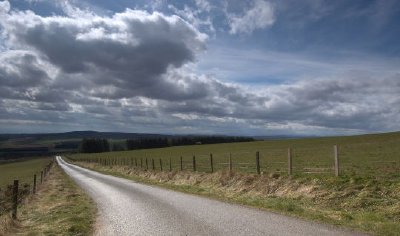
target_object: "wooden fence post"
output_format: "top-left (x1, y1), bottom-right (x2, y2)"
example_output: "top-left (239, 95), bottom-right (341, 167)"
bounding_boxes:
top-left (33, 174), bottom-right (37, 194)
top-left (192, 155), bottom-right (196, 172)
top-left (152, 159), bottom-right (155, 170)
top-left (160, 159), bottom-right (163, 171)
top-left (256, 151), bottom-right (261, 175)
top-left (288, 148), bottom-right (292, 176)
top-left (169, 157), bottom-right (172, 172)
top-left (229, 153), bottom-right (233, 172)
top-left (40, 171), bottom-right (43, 183)
top-left (135, 158), bottom-right (138, 167)
top-left (334, 145), bottom-right (340, 176)
top-left (210, 153), bottom-right (214, 173)
top-left (12, 180), bottom-right (19, 219)
top-left (180, 156), bottom-right (183, 171)
top-left (145, 158), bottom-right (148, 170)
top-left (140, 158), bottom-right (143, 168)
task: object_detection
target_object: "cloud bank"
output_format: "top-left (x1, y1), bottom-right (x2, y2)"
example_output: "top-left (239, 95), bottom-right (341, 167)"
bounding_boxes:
top-left (0, 1), bottom-right (399, 135)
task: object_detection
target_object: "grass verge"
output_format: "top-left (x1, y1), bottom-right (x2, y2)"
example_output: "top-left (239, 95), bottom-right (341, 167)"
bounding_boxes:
top-left (73, 161), bottom-right (400, 236)
top-left (0, 163), bottom-right (96, 236)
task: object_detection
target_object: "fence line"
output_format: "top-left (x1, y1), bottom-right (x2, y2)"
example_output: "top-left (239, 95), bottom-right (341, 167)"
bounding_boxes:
top-left (0, 159), bottom-right (55, 220)
top-left (71, 144), bottom-right (400, 177)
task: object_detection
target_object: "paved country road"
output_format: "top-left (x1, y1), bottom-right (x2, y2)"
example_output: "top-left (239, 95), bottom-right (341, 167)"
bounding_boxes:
top-left (57, 156), bottom-right (364, 236)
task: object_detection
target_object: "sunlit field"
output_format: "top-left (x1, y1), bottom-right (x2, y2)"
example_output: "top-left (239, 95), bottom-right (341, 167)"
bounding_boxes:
top-left (70, 132), bottom-right (400, 178)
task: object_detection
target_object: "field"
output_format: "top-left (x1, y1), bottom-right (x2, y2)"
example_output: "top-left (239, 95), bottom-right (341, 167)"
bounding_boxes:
top-left (70, 131), bottom-right (400, 177)
top-left (0, 158), bottom-right (52, 190)
top-left (70, 131), bottom-right (400, 235)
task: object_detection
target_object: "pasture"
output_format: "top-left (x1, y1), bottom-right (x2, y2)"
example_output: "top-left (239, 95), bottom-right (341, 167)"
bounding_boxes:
top-left (0, 158), bottom-right (52, 190)
top-left (70, 132), bottom-right (400, 235)
top-left (70, 131), bottom-right (400, 178)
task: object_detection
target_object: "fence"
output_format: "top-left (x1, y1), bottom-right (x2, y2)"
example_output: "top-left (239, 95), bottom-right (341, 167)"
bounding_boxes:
top-left (68, 143), bottom-right (398, 178)
top-left (0, 160), bottom-right (54, 219)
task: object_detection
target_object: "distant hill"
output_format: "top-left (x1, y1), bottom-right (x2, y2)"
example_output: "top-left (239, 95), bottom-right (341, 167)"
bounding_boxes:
top-left (252, 135), bottom-right (316, 140)
top-left (0, 131), bottom-right (171, 141)
top-left (0, 131), bottom-right (255, 160)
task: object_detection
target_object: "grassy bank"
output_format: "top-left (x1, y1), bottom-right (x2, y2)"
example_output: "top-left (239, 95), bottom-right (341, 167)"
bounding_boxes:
top-left (0, 163), bottom-right (96, 236)
top-left (73, 161), bottom-right (400, 236)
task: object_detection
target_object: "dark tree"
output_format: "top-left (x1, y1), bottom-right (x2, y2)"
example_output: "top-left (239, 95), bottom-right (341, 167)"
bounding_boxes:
top-left (126, 136), bottom-right (254, 150)
top-left (80, 138), bottom-right (110, 153)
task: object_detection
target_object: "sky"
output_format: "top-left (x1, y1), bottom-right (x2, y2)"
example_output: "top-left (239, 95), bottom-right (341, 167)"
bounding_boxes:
top-left (0, 0), bottom-right (399, 136)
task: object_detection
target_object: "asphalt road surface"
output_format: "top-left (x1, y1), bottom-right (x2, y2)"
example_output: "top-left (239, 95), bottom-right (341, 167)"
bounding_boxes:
top-left (57, 156), bottom-right (364, 236)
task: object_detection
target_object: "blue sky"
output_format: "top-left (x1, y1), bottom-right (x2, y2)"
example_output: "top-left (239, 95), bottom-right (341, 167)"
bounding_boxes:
top-left (0, 0), bottom-right (400, 135)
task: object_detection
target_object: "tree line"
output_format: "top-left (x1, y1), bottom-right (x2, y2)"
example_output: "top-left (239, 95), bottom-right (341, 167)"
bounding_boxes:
top-left (80, 136), bottom-right (254, 153)
top-left (79, 138), bottom-right (110, 153)
top-left (126, 136), bottom-right (254, 150)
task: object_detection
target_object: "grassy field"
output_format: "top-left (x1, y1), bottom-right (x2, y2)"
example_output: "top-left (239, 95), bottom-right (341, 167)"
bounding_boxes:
top-left (70, 131), bottom-right (400, 235)
top-left (0, 158), bottom-right (52, 190)
top-left (70, 131), bottom-right (400, 177)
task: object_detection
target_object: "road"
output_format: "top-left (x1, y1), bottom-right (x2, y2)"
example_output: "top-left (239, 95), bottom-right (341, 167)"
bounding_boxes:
top-left (57, 156), bottom-right (363, 236)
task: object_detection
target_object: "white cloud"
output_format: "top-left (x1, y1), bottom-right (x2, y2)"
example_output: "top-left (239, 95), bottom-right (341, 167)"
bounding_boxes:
top-left (228, 0), bottom-right (275, 34)
top-left (195, 0), bottom-right (211, 12)
top-left (0, 0), bottom-right (10, 14)
top-left (168, 4), bottom-right (216, 34)
top-left (1, 2), bottom-right (400, 135)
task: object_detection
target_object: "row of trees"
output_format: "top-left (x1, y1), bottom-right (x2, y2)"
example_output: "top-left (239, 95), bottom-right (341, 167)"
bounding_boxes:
top-left (80, 138), bottom-right (110, 153)
top-left (80, 136), bottom-right (254, 153)
top-left (126, 136), bottom-right (254, 150)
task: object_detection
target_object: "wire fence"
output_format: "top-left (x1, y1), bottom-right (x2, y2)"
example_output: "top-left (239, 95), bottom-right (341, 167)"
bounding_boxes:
top-left (69, 144), bottom-right (400, 177)
top-left (0, 160), bottom-right (54, 219)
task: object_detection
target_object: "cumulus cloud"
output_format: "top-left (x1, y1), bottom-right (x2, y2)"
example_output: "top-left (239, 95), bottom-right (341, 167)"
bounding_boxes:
top-left (0, 0), bottom-right (10, 14)
top-left (0, 1), bottom-right (399, 135)
top-left (228, 0), bottom-right (275, 34)
top-left (1, 7), bottom-right (208, 101)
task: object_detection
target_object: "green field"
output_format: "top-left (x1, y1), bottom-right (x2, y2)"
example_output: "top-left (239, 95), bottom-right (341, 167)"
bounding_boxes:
top-left (70, 132), bottom-right (400, 235)
top-left (70, 131), bottom-right (400, 177)
top-left (0, 158), bottom-right (53, 190)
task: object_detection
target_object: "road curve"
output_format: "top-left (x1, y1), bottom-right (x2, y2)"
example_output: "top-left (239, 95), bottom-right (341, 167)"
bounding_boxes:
top-left (57, 156), bottom-right (363, 236)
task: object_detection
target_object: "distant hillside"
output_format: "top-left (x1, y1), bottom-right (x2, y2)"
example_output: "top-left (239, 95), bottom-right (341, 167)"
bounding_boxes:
top-left (0, 131), bottom-right (255, 160)
top-left (0, 131), bottom-right (171, 141)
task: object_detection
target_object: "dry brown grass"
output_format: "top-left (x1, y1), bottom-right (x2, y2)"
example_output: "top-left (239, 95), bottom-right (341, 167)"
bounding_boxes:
top-left (0, 163), bottom-right (96, 236)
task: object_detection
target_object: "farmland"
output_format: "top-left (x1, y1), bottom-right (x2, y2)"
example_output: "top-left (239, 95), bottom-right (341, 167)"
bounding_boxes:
top-left (70, 131), bottom-right (400, 177)
top-left (69, 131), bottom-right (400, 235)
top-left (0, 158), bottom-right (52, 190)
